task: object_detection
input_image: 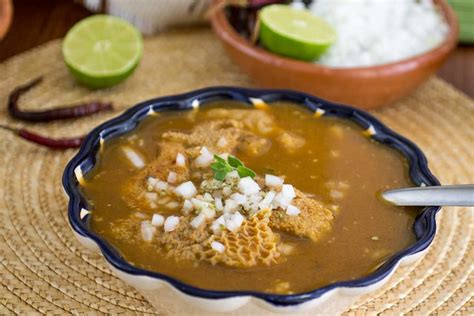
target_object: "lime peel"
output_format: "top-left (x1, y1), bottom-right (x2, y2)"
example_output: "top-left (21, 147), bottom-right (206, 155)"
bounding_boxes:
top-left (62, 15), bottom-right (143, 89)
top-left (259, 5), bottom-right (336, 61)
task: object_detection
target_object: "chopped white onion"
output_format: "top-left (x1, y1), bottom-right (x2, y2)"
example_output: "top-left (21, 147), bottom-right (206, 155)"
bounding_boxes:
top-left (249, 194), bottom-right (263, 204)
top-left (225, 212), bottom-right (244, 232)
top-left (182, 199), bottom-right (194, 214)
top-left (145, 192), bottom-right (158, 202)
top-left (230, 193), bottom-right (247, 205)
top-left (203, 193), bottom-right (214, 202)
top-left (174, 181), bottom-right (197, 199)
top-left (122, 147), bottom-right (145, 169)
top-left (155, 180), bottom-right (168, 191)
top-left (164, 216), bottom-right (180, 232)
top-left (225, 170), bottom-right (239, 181)
top-left (141, 221), bottom-right (156, 241)
top-left (238, 177), bottom-right (260, 196)
top-left (211, 241), bottom-right (225, 253)
top-left (272, 192), bottom-right (291, 209)
top-left (282, 184), bottom-right (296, 200)
top-left (147, 177), bottom-right (158, 191)
top-left (211, 215), bottom-right (226, 234)
top-left (222, 186), bottom-right (232, 196)
top-left (195, 146), bottom-right (214, 167)
top-left (201, 207), bottom-right (216, 220)
top-left (330, 190), bottom-right (344, 199)
top-left (217, 137), bottom-right (228, 148)
top-left (191, 198), bottom-right (208, 209)
top-left (231, 212), bottom-right (244, 227)
top-left (176, 153), bottom-right (186, 167)
top-left (225, 220), bottom-right (238, 232)
top-left (214, 196), bottom-right (223, 211)
top-left (265, 174), bottom-right (284, 188)
top-left (151, 214), bottom-right (165, 226)
top-left (167, 171), bottom-right (177, 184)
top-left (259, 191), bottom-right (276, 210)
top-left (190, 214), bottom-right (206, 228)
top-left (224, 199), bottom-right (239, 213)
top-left (166, 201), bottom-right (180, 209)
top-left (286, 204), bottom-right (300, 216)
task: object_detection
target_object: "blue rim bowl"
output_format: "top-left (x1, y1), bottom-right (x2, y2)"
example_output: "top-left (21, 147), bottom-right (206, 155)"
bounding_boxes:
top-left (63, 87), bottom-right (440, 306)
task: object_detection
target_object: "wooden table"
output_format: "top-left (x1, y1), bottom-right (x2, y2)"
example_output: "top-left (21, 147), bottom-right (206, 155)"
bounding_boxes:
top-left (1, 0), bottom-right (473, 98)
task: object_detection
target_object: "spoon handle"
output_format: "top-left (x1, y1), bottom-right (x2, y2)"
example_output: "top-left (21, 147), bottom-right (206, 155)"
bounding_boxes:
top-left (382, 184), bottom-right (474, 206)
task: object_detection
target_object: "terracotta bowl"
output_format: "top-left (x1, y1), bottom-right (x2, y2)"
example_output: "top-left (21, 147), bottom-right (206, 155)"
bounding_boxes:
top-left (0, 0), bottom-right (13, 40)
top-left (210, 0), bottom-right (459, 109)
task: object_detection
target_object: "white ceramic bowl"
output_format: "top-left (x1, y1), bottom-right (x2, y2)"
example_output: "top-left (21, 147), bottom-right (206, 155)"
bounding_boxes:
top-left (64, 88), bottom-right (440, 314)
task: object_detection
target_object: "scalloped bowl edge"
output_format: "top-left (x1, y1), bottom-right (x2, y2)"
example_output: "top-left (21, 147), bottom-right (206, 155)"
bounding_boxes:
top-left (71, 225), bottom-right (429, 314)
top-left (64, 87), bottom-right (440, 314)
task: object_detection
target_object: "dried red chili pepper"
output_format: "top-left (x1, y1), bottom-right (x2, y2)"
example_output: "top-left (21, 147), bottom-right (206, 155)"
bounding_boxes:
top-left (0, 125), bottom-right (84, 149)
top-left (8, 76), bottom-right (113, 122)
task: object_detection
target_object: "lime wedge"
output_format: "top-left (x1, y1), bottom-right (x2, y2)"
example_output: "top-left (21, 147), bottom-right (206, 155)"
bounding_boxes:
top-left (259, 5), bottom-right (336, 61)
top-left (62, 15), bottom-right (143, 89)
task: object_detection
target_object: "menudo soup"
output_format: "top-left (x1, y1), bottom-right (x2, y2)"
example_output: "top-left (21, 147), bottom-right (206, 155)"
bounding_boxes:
top-left (81, 101), bottom-right (420, 294)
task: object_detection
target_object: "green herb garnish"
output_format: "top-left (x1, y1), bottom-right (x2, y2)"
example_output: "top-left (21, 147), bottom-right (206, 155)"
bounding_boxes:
top-left (227, 156), bottom-right (243, 168)
top-left (211, 154), bottom-right (256, 181)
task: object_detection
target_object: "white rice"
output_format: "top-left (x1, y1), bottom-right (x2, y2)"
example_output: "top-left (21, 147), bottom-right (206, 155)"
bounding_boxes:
top-left (293, 0), bottom-right (448, 67)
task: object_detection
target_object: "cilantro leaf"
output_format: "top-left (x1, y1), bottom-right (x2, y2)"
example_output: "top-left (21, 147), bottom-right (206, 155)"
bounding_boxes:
top-left (227, 155), bottom-right (243, 168)
top-left (211, 162), bottom-right (226, 171)
top-left (237, 165), bottom-right (256, 178)
top-left (213, 154), bottom-right (227, 164)
top-left (211, 154), bottom-right (256, 181)
top-left (214, 170), bottom-right (227, 181)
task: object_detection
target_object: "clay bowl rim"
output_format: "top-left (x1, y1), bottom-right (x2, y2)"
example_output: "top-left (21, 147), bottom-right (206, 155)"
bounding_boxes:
top-left (210, 0), bottom-right (459, 78)
top-left (0, 0), bottom-right (13, 40)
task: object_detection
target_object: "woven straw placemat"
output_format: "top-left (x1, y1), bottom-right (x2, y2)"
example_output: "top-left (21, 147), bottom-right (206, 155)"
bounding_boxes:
top-left (0, 27), bottom-right (472, 315)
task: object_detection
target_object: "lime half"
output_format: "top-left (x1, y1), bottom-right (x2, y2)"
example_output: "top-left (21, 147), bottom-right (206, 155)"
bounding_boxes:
top-left (259, 5), bottom-right (336, 61)
top-left (63, 15), bottom-right (143, 89)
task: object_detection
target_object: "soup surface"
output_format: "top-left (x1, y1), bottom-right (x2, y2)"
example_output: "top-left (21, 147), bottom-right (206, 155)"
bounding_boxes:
top-left (82, 101), bottom-right (420, 294)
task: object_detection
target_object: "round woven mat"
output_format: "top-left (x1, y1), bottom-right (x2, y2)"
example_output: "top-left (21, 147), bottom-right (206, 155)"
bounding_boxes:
top-left (0, 27), bottom-right (472, 315)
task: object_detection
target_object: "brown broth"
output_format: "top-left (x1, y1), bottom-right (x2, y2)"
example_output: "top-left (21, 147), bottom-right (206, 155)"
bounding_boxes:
top-left (82, 101), bottom-right (420, 293)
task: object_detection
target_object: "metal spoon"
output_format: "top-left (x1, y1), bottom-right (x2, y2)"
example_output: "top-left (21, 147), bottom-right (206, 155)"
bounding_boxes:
top-left (382, 184), bottom-right (474, 207)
